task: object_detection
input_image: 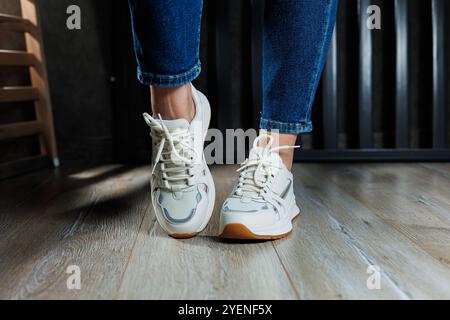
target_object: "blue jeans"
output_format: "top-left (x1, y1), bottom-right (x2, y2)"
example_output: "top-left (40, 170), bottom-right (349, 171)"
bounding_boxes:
top-left (129, 0), bottom-right (338, 134)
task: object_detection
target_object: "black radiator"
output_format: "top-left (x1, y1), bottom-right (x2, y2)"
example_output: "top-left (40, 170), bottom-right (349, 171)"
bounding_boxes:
top-left (113, 0), bottom-right (450, 163)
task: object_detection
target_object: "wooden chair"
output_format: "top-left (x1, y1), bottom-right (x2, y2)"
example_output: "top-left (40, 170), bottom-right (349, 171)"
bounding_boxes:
top-left (0, 0), bottom-right (58, 178)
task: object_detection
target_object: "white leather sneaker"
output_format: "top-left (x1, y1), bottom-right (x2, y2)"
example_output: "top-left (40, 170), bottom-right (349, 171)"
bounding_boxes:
top-left (219, 135), bottom-right (300, 240)
top-left (143, 85), bottom-right (215, 239)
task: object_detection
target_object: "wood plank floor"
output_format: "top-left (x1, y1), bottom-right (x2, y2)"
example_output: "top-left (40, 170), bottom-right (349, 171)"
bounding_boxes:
top-left (0, 163), bottom-right (450, 300)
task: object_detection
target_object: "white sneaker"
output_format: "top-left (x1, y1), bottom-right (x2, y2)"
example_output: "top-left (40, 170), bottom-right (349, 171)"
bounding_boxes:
top-left (219, 134), bottom-right (300, 240)
top-left (143, 85), bottom-right (215, 239)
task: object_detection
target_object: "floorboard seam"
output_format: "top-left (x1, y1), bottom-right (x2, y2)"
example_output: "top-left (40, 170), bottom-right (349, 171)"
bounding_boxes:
top-left (0, 175), bottom-right (74, 244)
top-left (0, 169), bottom-right (63, 216)
top-left (62, 192), bottom-right (99, 239)
top-left (325, 213), bottom-right (412, 300)
top-left (272, 242), bottom-right (302, 299)
top-left (114, 205), bottom-right (149, 299)
top-left (332, 166), bottom-right (450, 281)
top-left (302, 167), bottom-right (412, 299)
top-left (7, 175), bottom-right (54, 210)
top-left (419, 163), bottom-right (450, 181)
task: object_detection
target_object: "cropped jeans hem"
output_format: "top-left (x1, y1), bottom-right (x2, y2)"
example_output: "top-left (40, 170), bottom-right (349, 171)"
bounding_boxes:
top-left (260, 118), bottom-right (313, 134)
top-left (137, 62), bottom-right (202, 87)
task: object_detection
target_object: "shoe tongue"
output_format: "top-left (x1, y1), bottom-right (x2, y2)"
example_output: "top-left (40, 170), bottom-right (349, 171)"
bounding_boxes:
top-left (153, 118), bottom-right (192, 168)
top-left (156, 118), bottom-right (190, 131)
top-left (248, 147), bottom-right (264, 161)
top-left (237, 147), bottom-right (283, 199)
top-left (249, 147), bottom-right (283, 168)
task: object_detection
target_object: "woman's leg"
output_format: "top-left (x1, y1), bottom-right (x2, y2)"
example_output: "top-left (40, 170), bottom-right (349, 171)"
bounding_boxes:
top-left (261, 0), bottom-right (339, 170)
top-left (129, 1), bottom-right (216, 239)
top-left (219, 0), bottom-right (339, 240)
top-left (128, 0), bottom-right (203, 121)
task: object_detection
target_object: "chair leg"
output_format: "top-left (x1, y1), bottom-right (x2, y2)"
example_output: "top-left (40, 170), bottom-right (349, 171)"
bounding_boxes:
top-left (20, 0), bottom-right (59, 167)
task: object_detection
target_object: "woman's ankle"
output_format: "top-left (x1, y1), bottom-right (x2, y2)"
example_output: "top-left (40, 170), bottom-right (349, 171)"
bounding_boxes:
top-left (259, 130), bottom-right (297, 171)
top-left (150, 83), bottom-right (195, 122)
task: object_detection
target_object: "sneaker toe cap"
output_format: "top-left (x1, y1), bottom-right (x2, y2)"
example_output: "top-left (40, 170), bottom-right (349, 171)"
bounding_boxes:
top-left (220, 197), bottom-right (278, 228)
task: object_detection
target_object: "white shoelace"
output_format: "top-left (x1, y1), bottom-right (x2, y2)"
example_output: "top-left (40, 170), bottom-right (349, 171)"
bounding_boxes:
top-left (235, 134), bottom-right (299, 198)
top-left (143, 113), bottom-right (200, 191)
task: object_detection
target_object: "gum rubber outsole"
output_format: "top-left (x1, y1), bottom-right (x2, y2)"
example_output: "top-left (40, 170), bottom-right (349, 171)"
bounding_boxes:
top-left (219, 224), bottom-right (292, 240)
top-left (170, 232), bottom-right (199, 239)
top-left (220, 212), bottom-right (301, 240)
top-left (169, 222), bottom-right (210, 239)
top-left (170, 212), bottom-right (301, 240)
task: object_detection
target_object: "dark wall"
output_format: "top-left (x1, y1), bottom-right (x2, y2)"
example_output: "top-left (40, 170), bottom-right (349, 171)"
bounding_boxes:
top-left (39, 0), bottom-right (114, 163)
top-left (1, 0), bottom-right (449, 166)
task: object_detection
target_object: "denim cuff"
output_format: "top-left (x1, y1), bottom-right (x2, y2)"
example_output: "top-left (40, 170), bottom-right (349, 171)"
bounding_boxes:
top-left (260, 118), bottom-right (313, 134)
top-left (137, 62), bottom-right (201, 87)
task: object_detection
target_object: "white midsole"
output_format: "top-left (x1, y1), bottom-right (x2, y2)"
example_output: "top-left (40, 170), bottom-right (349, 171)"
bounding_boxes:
top-left (221, 200), bottom-right (300, 236)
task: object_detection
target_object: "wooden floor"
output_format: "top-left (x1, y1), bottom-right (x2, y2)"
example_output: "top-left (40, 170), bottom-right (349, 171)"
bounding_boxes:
top-left (1, 163), bottom-right (450, 300)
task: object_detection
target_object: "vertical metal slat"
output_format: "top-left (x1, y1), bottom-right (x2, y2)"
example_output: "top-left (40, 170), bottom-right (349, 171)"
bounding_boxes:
top-left (215, 1), bottom-right (233, 131)
top-left (432, 0), bottom-right (447, 149)
top-left (358, 0), bottom-right (374, 148)
top-left (395, 0), bottom-right (410, 148)
top-left (250, 0), bottom-right (264, 130)
top-left (323, 26), bottom-right (338, 149)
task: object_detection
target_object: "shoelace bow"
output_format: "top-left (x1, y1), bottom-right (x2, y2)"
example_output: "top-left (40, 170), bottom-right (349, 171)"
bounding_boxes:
top-left (235, 134), bottom-right (299, 198)
top-left (143, 113), bottom-right (199, 190)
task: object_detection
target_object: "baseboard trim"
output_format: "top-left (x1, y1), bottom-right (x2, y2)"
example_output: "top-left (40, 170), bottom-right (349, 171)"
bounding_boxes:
top-left (295, 149), bottom-right (450, 162)
top-left (0, 155), bottom-right (52, 180)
